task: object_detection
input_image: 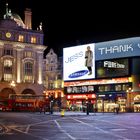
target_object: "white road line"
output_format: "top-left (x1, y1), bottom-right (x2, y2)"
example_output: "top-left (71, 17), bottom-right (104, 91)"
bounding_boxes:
top-left (9, 127), bottom-right (49, 140)
top-left (70, 117), bottom-right (93, 127)
top-left (95, 126), bottom-right (130, 140)
top-left (94, 119), bottom-right (137, 130)
top-left (54, 120), bottom-right (76, 140)
top-left (28, 117), bottom-right (66, 126)
top-left (70, 117), bottom-right (130, 140)
top-left (0, 123), bottom-right (9, 133)
top-left (25, 125), bottom-right (30, 133)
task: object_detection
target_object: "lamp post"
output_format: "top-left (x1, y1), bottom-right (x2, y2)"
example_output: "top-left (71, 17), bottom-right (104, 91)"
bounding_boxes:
top-left (126, 87), bottom-right (133, 112)
top-left (86, 95), bottom-right (89, 115)
top-left (48, 93), bottom-right (54, 114)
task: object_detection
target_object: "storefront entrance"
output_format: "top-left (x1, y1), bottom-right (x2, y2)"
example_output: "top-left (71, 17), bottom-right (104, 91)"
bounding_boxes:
top-left (66, 94), bottom-right (96, 112)
top-left (134, 95), bottom-right (140, 112)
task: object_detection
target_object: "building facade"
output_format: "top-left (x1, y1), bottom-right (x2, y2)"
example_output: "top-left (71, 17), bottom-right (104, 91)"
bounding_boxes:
top-left (63, 38), bottom-right (140, 112)
top-left (0, 5), bottom-right (47, 100)
top-left (43, 49), bottom-right (64, 109)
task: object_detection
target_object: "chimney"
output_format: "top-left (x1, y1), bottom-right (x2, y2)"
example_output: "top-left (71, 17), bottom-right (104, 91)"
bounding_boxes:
top-left (24, 8), bottom-right (32, 29)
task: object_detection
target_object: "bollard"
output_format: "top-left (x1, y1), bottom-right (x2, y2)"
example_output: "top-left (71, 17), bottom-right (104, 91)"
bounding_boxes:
top-left (61, 109), bottom-right (65, 117)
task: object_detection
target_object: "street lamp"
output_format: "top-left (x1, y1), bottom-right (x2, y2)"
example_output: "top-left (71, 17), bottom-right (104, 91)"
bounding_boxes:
top-left (48, 93), bottom-right (54, 114)
top-left (126, 87), bottom-right (133, 112)
top-left (86, 95), bottom-right (89, 115)
top-left (10, 81), bottom-right (16, 87)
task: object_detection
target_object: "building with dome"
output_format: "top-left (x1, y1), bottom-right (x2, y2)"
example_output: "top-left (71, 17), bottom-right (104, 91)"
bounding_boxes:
top-left (0, 4), bottom-right (47, 101)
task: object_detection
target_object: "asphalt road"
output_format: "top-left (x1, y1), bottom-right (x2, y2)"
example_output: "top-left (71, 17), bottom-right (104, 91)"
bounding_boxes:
top-left (0, 112), bottom-right (140, 140)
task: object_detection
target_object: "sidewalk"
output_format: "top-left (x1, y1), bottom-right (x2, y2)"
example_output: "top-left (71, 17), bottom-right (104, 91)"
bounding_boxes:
top-left (52, 111), bottom-right (113, 116)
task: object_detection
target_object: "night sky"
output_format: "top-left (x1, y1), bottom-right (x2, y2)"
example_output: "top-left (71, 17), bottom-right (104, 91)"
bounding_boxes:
top-left (0, 0), bottom-right (140, 57)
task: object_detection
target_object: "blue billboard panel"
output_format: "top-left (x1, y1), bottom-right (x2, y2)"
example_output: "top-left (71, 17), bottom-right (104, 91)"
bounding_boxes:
top-left (95, 37), bottom-right (140, 60)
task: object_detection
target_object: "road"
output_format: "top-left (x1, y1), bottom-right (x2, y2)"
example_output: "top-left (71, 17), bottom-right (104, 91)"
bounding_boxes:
top-left (0, 112), bottom-right (140, 140)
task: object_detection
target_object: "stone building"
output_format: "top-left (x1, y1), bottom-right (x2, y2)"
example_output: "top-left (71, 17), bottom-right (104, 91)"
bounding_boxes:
top-left (0, 4), bottom-right (47, 99)
top-left (43, 48), bottom-right (64, 99)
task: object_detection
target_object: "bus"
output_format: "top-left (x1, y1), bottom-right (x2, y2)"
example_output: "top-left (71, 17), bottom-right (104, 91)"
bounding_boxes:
top-left (0, 99), bottom-right (14, 111)
top-left (8, 94), bottom-right (50, 112)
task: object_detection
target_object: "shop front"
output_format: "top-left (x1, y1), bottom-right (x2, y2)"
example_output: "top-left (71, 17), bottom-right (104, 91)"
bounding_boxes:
top-left (66, 94), bottom-right (96, 112)
top-left (134, 94), bottom-right (140, 112)
top-left (96, 92), bottom-right (126, 112)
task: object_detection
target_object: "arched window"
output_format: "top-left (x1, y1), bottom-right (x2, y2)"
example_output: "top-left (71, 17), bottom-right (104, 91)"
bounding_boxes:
top-left (24, 62), bottom-right (33, 83)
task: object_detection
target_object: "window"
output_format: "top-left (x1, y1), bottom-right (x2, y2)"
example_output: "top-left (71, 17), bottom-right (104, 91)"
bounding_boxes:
top-left (31, 37), bottom-right (36, 43)
top-left (24, 62), bottom-right (33, 82)
top-left (24, 51), bottom-right (33, 58)
top-left (50, 58), bottom-right (55, 63)
top-left (3, 59), bottom-right (13, 81)
top-left (4, 49), bottom-right (13, 56)
top-left (115, 85), bottom-right (122, 91)
top-left (98, 85), bottom-right (111, 92)
top-left (122, 84), bottom-right (129, 91)
top-left (18, 35), bottom-right (24, 42)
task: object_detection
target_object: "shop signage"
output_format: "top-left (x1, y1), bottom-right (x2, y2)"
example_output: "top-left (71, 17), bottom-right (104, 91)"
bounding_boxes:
top-left (104, 61), bottom-right (125, 68)
top-left (67, 94), bottom-right (96, 99)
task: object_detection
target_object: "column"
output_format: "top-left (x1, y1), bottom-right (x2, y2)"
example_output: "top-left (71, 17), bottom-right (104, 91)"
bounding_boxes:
top-left (37, 52), bottom-right (43, 84)
top-left (16, 49), bottom-right (21, 83)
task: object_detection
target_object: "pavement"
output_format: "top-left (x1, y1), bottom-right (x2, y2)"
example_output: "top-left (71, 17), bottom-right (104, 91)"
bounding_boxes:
top-left (52, 111), bottom-right (115, 116)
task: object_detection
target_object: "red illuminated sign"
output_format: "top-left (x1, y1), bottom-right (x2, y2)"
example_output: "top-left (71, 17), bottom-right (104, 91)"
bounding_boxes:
top-left (67, 94), bottom-right (96, 100)
top-left (64, 77), bottom-right (130, 87)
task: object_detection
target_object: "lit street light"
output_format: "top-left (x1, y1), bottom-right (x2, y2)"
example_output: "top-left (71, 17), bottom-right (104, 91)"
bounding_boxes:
top-left (10, 81), bottom-right (16, 87)
top-left (126, 87), bottom-right (133, 112)
top-left (86, 95), bottom-right (89, 115)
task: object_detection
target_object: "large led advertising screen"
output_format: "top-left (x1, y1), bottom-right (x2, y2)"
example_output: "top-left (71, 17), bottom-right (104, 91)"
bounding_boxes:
top-left (95, 37), bottom-right (140, 60)
top-left (96, 58), bottom-right (129, 78)
top-left (63, 43), bottom-right (95, 81)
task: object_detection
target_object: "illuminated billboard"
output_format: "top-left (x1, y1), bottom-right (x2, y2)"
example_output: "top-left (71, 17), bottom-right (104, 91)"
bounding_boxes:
top-left (95, 37), bottom-right (140, 60)
top-left (63, 43), bottom-right (95, 81)
top-left (96, 58), bottom-right (129, 78)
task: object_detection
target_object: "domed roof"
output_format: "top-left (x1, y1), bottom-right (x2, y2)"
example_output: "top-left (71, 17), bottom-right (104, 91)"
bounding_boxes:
top-left (2, 7), bottom-right (26, 29)
top-left (0, 18), bottom-right (18, 29)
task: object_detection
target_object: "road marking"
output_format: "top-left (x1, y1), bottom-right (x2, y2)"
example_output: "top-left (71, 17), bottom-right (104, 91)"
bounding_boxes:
top-left (70, 117), bottom-right (93, 127)
top-left (8, 127), bottom-right (49, 140)
top-left (25, 125), bottom-right (30, 133)
top-left (54, 120), bottom-right (76, 140)
top-left (94, 119), bottom-right (137, 130)
top-left (0, 123), bottom-right (9, 134)
top-left (111, 128), bottom-right (127, 131)
top-left (95, 126), bottom-right (130, 140)
top-left (70, 117), bottom-right (130, 140)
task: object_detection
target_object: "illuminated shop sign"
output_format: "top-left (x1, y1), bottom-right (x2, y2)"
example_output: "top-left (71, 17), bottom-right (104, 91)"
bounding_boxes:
top-left (67, 94), bottom-right (96, 100)
top-left (63, 43), bottom-right (95, 81)
top-left (64, 77), bottom-right (130, 87)
top-left (97, 93), bottom-right (125, 98)
top-left (66, 85), bottom-right (94, 94)
top-left (95, 37), bottom-right (140, 60)
top-left (104, 61), bottom-right (125, 68)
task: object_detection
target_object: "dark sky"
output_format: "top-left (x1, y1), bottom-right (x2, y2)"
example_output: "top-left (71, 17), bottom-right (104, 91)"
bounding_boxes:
top-left (0, 0), bottom-right (140, 56)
